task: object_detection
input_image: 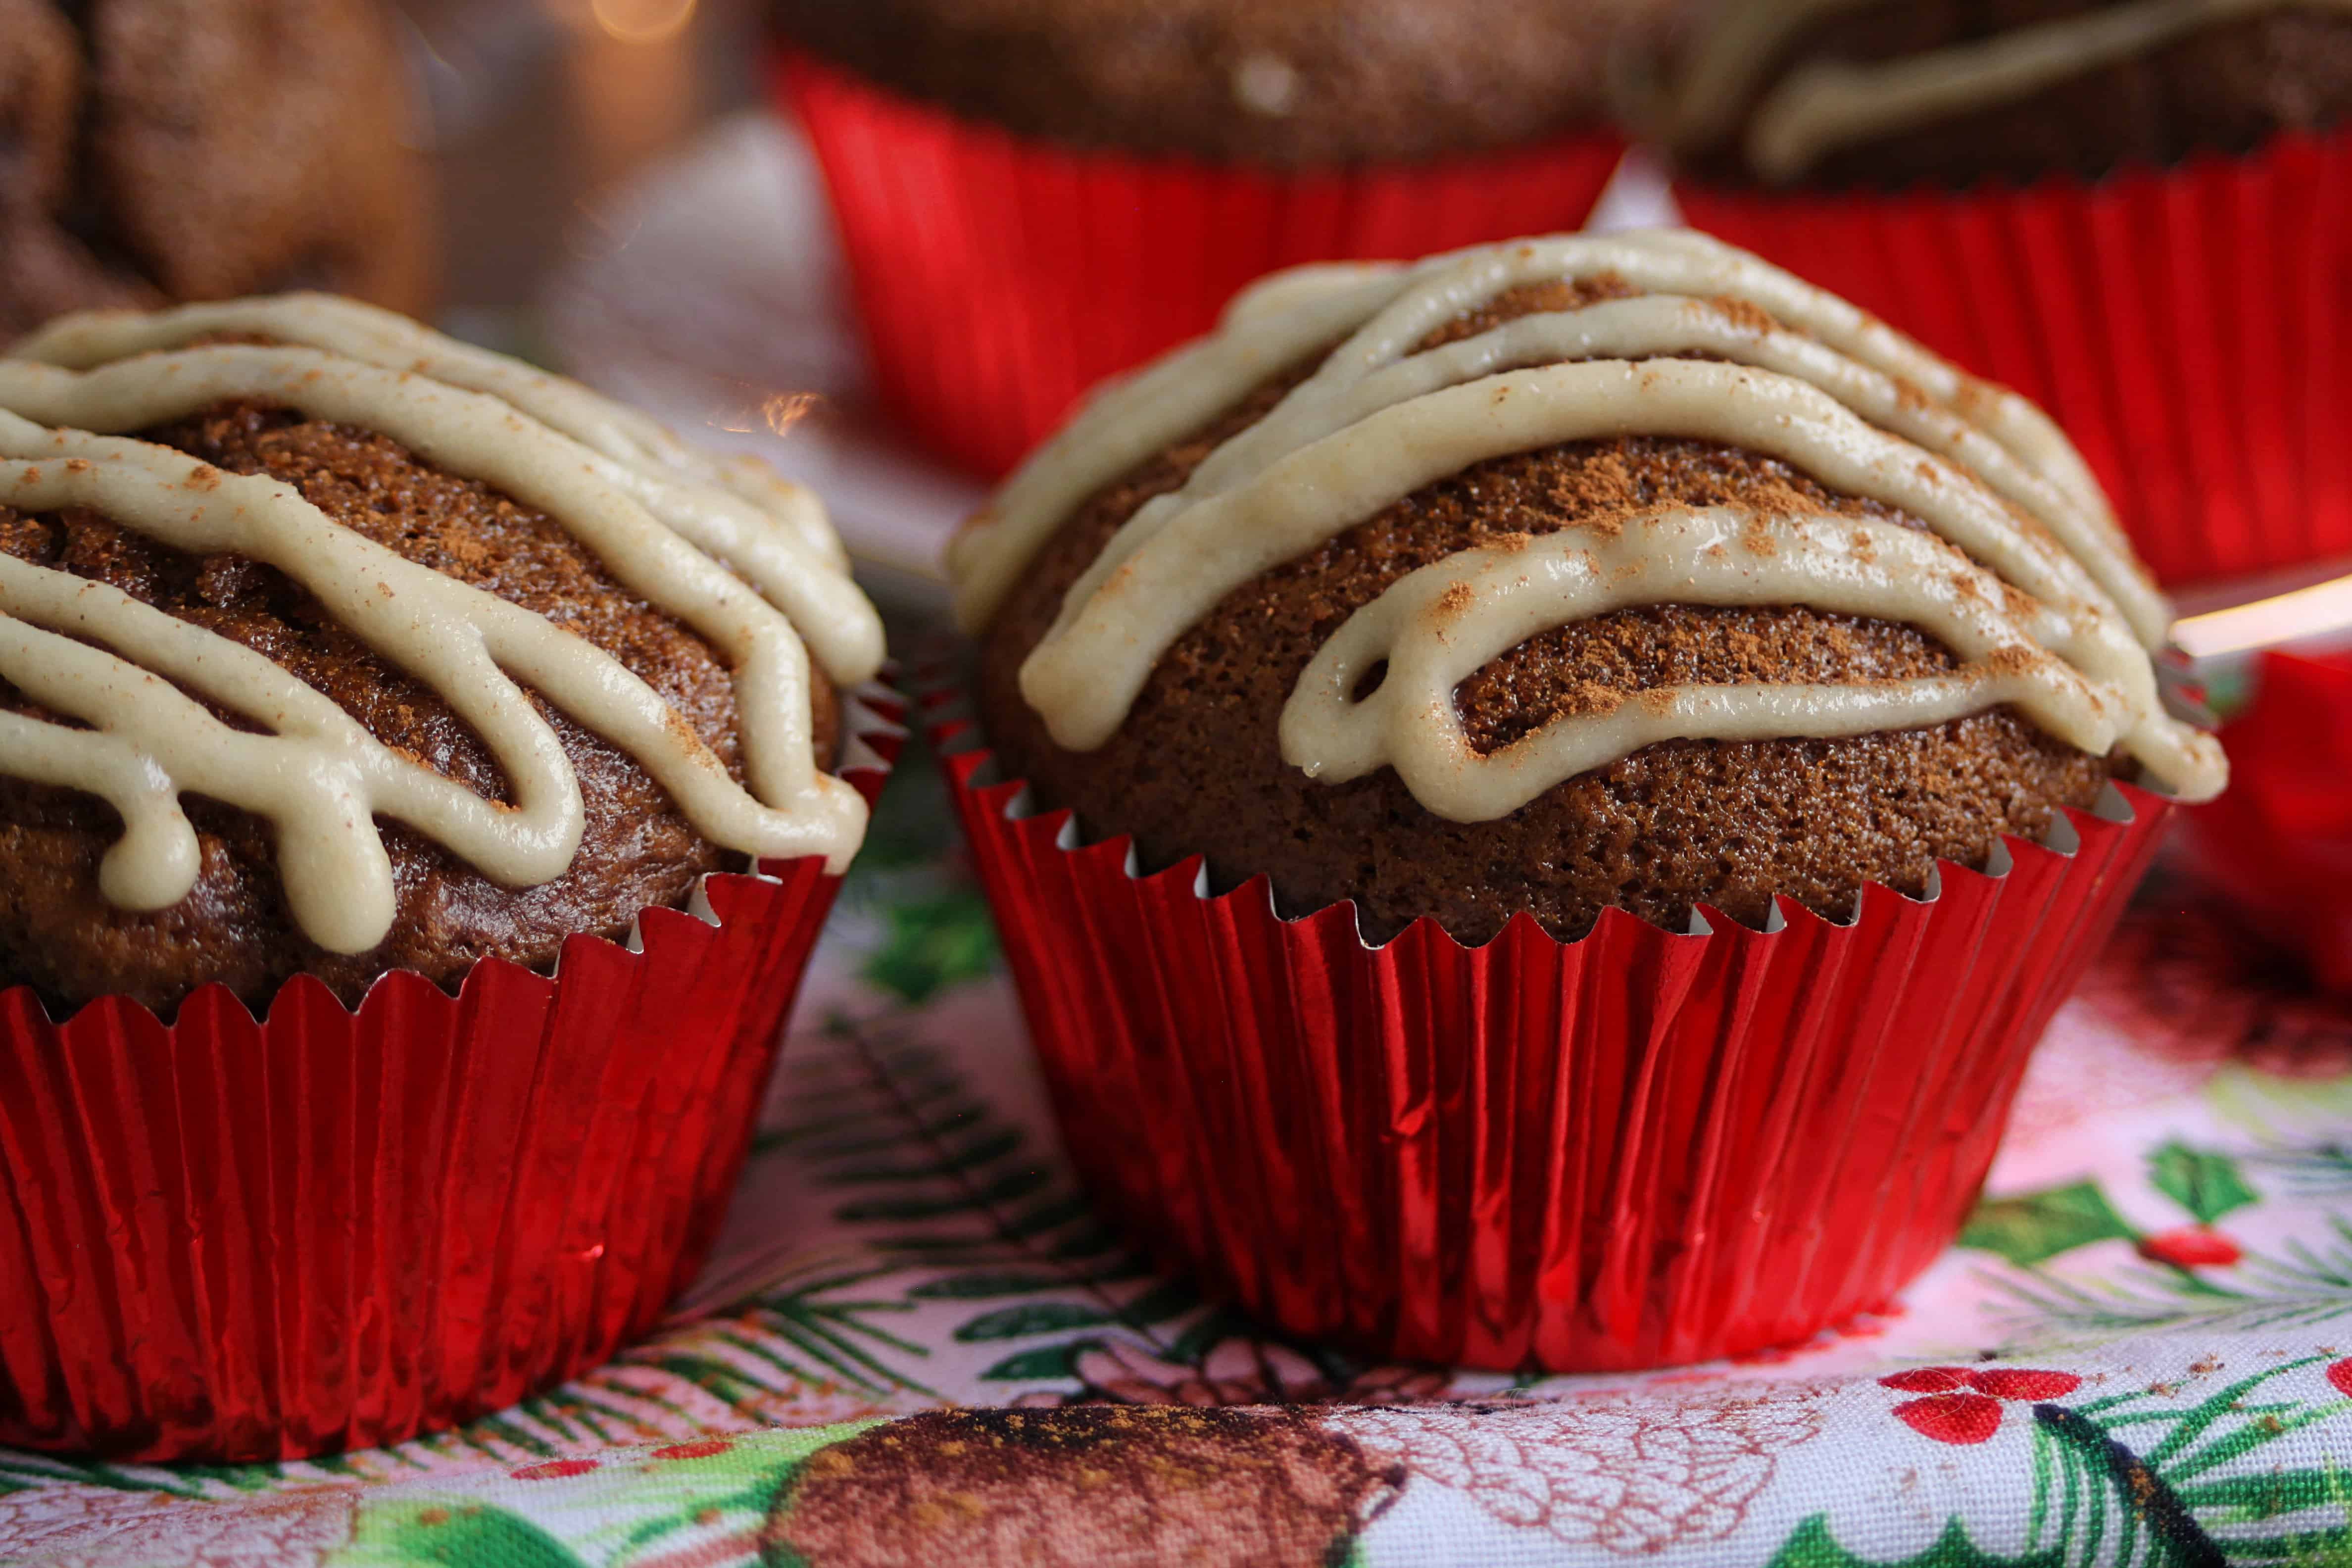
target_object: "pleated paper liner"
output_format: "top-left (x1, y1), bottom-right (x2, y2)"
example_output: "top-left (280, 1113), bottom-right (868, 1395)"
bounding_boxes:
top-left (0, 683), bottom-right (906, 1464)
top-left (1675, 127), bottom-right (2352, 591)
top-left (922, 672), bottom-right (2170, 1372)
top-left (2179, 648), bottom-right (2352, 993)
top-left (775, 51), bottom-right (1628, 480)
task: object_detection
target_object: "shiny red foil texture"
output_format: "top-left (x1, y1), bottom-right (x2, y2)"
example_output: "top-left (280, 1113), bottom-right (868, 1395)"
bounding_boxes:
top-left (777, 50), bottom-right (1627, 479)
top-left (929, 684), bottom-right (2170, 1373)
top-left (2182, 648), bottom-right (2352, 993)
top-left (0, 697), bottom-right (904, 1463)
top-left (1677, 128), bottom-right (2352, 590)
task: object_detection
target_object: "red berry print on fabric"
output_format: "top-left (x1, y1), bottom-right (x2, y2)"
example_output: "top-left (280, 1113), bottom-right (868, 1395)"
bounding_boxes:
top-left (512, 1459), bottom-right (599, 1481)
top-left (653, 1441), bottom-right (735, 1461)
top-left (1968, 1369), bottom-right (2083, 1401)
top-left (1879, 1366), bottom-right (2083, 1442)
top-left (2328, 1359), bottom-right (2352, 1399)
top-left (1878, 1366), bottom-right (2082, 1401)
top-left (1893, 1393), bottom-right (2004, 1445)
top-left (2136, 1227), bottom-right (2243, 1268)
top-left (1877, 1367), bottom-right (1971, 1393)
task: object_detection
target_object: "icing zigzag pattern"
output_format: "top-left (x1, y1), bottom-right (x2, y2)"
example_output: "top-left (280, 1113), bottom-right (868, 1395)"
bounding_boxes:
top-left (0, 296), bottom-right (883, 953)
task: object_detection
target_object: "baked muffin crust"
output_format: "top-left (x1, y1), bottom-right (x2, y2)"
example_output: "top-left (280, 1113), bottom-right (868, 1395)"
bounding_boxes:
top-left (960, 234), bottom-right (2218, 943)
top-left (0, 297), bottom-right (882, 1014)
top-left (979, 422), bottom-right (2117, 944)
top-left (0, 402), bottom-right (843, 1012)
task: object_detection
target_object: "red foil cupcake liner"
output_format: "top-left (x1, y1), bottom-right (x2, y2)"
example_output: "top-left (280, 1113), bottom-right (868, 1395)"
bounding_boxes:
top-left (1675, 129), bottom-right (2352, 590)
top-left (0, 686), bottom-right (905, 1463)
top-left (926, 676), bottom-right (2169, 1372)
top-left (2180, 648), bottom-right (2352, 992)
top-left (776, 51), bottom-right (1628, 479)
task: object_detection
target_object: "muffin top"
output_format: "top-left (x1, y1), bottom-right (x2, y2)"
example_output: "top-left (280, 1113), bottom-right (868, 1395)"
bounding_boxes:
top-left (1652, 0), bottom-right (2352, 189)
top-left (0, 295), bottom-right (883, 1012)
top-left (954, 230), bottom-right (2224, 943)
top-left (0, 0), bottom-right (432, 339)
top-left (773, 0), bottom-right (1665, 164)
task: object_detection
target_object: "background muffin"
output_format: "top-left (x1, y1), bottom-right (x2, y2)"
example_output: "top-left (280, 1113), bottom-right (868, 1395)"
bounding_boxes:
top-left (1656, 1), bottom-right (2352, 590)
top-left (937, 230), bottom-right (2215, 1372)
top-left (777, 0), bottom-right (1642, 166)
top-left (771, 0), bottom-right (1666, 478)
top-left (0, 0), bottom-right (433, 341)
top-left (1657, 0), bottom-right (2352, 190)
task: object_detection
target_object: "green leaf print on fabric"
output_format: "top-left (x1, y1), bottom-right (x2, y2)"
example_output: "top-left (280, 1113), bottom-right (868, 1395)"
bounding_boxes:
top-left (595, 1425), bottom-right (881, 1568)
top-left (2022, 1358), bottom-right (2352, 1566)
top-left (1821, 1356), bottom-right (2352, 1568)
top-left (835, 735), bottom-right (999, 1004)
top-left (1768, 1515), bottom-right (2058, 1568)
top-left (831, 1166), bottom-right (1052, 1223)
top-left (841, 735), bottom-right (955, 878)
top-left (2250, 1144), bottom-right (2352, 1199)
top-left (0, 1455), bottom-right (220, 1500)
top-left (336, 1499), bottom-right (589, 1568)
top-left (1961, 1183), bottom-right (2136, 1267)
top-left (2028, 1404), bottom-right (2224, 1567)
top-left (1983, 1215), bottom-right (2352, 1341)
top-left (758, 1014), bottom-right (1214, 1392)
top-left (908, 1268), bottom-right (1086, 1299)
top-left (2149, 1143), bottom-right (2260, 1226)
top-left (1116, 1279), bottom-right (1206, 1327)
top-left (979, 1344), bottom-right (1087, 1382)
top-left (819, 1128), bottom-right (1027, 1186)
top-left (861, 889), bottom-right (998, 1005)
top-left (953, 1302), bottom-right (1117, 1341)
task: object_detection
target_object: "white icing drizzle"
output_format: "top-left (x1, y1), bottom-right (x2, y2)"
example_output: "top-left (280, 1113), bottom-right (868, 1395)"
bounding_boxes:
top-left (0, 301), bottom-right (885, 953)
top-left (8, 295), bottom-right (877, 682)
top-left (1664, 0), bottom-right (2352, 183)
top-left (948, 230), bottom-right (2225, 813)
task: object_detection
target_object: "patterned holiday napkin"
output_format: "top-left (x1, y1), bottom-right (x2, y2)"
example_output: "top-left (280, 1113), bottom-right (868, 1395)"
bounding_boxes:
top-left (3, 743), bottom-right (2348, 1568)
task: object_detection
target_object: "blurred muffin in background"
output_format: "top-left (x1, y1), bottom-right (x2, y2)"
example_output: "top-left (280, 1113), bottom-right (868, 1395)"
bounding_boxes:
top-left (0, 0), bottom-right (433, 340)
top-left (1651, 0), bottom-right (2352, 590)
top-left (771, 0), bottom-right (1672, 478)
top-left (780, 0), bottom-right (1638, 165)
top-left (1654, 0), bottom-right (2352, 191)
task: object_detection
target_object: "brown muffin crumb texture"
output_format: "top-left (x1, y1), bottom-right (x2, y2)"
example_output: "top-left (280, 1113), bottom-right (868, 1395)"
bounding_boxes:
top-left (976, 288), bottom-right (2117, 945)
top-left (0, 401), bottom-right (839, 1014)
top-left (761, 1406), bottom-right (1398, 1568)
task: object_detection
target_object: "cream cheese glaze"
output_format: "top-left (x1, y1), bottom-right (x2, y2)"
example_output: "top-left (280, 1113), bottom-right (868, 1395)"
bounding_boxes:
top-left (948, 229), bottom-right (2225, 818)
top-left (0, 294), bottom-right (885, 954)
top-left (1661, 0), bottom-right (2352, 183)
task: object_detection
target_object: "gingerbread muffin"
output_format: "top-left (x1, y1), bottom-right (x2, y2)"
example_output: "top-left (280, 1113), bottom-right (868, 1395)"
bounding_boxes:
top-left (0, 0), bottom-right (432, 342)
top-left (1653, 0), bottom-right (2352, 190)
top-left (771, 0), bottom-right (1668, 478)
top-left (777, 0), bottom-right (1652, 166)
top-left (0, 294), bottom-right (889, 1461)
top-left (1654, 1), bottom-right (2352, 588)
top-left (958, 230), bottom-right (2219, 942)
top-left (936, 230), bottom-right (2221, 1372)
top-left (0, 297), bottom-right (882, 1013)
